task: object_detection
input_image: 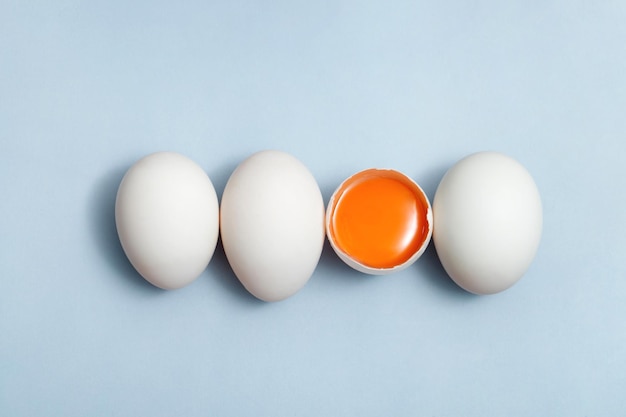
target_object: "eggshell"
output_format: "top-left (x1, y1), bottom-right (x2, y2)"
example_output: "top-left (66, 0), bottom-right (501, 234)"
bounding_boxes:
top-left (432, 152), bottom-right (542, 294)
top-left (326, 169), bottom-right (433, 275)
top-left (115, 152), bottom-right (219, 290)
top-left (220, 150), bottom-right (325, 302)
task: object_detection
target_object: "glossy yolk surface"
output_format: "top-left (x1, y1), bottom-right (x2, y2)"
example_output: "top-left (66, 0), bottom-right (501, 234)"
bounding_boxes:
top-left (330, 173), bottom-right (429, 269)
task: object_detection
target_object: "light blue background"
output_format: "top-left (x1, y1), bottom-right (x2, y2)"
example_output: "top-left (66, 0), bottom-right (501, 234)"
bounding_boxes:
top-left (1, 1), bottom-right (625, 415)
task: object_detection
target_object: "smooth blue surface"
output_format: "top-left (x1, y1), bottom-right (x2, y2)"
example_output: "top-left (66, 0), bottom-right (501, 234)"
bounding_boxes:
top-left (2, 1), bottom-right (625, 415)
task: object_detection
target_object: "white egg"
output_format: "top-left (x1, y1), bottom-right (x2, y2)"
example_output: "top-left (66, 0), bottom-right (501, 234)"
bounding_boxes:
top-left (432, 152), bottom-right (542, 294)
top-left (220, 150), bottom-right (325, 302)
top-left (115, 152), bottom-right (219, 290)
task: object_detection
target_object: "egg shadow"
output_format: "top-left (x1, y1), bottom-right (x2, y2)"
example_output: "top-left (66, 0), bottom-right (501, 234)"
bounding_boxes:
top-left (413, 162), bottom-right (448, 203)
top-left (206, 237), bottom-right (266, 305)
top-left (88, 163), bottom-right (162, 294)
top-left (315, 240), bottom-right (368, 282)
top-left (414, 244), bottom-right (475, 299)
top-left (205, 157), bottom-right (238, 200)
top-left (319, 177), bottom-right (339, 206)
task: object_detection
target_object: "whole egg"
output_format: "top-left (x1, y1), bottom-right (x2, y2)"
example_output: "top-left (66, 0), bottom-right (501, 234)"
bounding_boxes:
top-left (115, 152), bottom-right (219, 290)
top-left (432, 152), bottom-right (542, 294)
top-left (220, 150), bottom-right (325, 302)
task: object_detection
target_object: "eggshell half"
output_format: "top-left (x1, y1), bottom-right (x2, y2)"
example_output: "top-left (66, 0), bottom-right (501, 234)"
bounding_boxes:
top-left (326, 169), bottom-right (433, 275)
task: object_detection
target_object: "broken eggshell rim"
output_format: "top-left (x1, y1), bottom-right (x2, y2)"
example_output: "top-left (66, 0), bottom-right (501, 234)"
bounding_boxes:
top-left (325, 168), bottom-right (434, 275)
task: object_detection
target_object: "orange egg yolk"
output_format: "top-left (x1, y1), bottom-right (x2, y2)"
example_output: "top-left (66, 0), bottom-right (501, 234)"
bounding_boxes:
top-left (328, 170), bottom-right (430, 269)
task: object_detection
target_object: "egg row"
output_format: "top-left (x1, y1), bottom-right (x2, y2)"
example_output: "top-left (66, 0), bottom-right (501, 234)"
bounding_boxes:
top-left (115, 150), bottom-right (542, 301)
